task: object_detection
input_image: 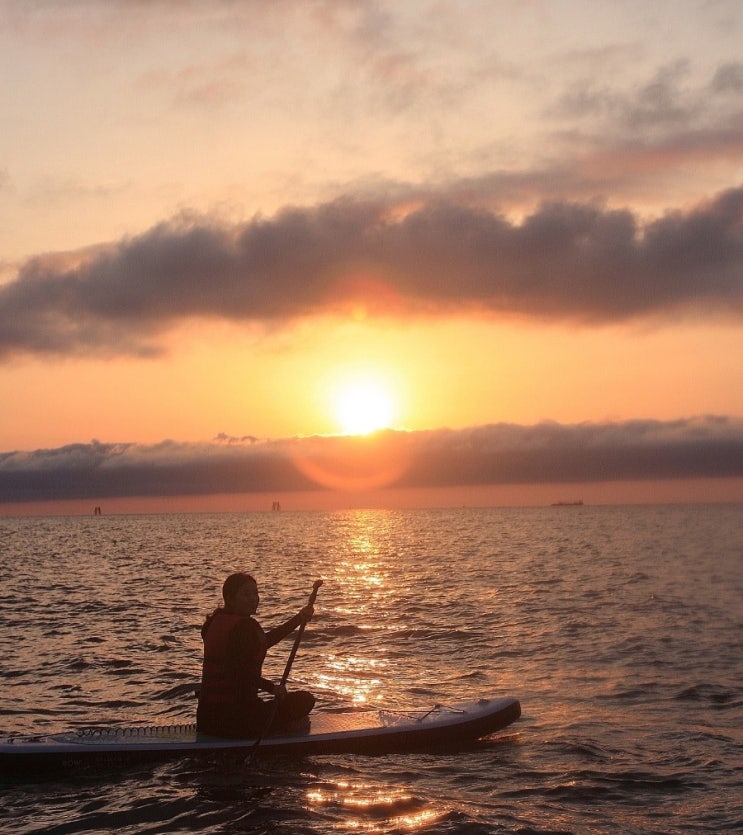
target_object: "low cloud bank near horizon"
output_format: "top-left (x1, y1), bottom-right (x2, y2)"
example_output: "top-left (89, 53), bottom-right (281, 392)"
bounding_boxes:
top-left (2, 185), bottom-right (743, 360)
top-left (1, 416), bottom-right (741, 504)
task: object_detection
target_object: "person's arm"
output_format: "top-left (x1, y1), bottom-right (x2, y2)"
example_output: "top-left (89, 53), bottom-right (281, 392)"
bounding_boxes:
top-left (265, 604), bottom-right (314, 647)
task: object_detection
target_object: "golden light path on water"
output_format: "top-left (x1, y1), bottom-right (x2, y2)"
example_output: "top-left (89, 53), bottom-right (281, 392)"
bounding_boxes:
top-left (319, 514), bottom-right (397, 706)
top-left (303, 513), bottom-right (452, 831)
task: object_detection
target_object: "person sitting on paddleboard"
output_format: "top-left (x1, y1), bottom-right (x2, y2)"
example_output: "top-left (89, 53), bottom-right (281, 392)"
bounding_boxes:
top-left (197, 572), bottom-right (316, 738)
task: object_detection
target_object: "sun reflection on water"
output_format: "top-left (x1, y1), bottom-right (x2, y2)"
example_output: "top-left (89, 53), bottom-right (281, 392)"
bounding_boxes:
top-left (320, 513), bottom-right (405, 706)
top-left (307, 781), bottom-right (445, 832)
top-left (317, 654), bottom-right (386, 704)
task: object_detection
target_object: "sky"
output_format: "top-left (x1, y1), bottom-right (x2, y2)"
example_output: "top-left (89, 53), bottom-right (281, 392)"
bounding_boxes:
top-left (1, 0), bottom-right (742, 513)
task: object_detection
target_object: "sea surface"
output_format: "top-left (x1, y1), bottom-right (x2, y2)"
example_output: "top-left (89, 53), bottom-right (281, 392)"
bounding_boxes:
top-left (0, 504), bottom-right (741, 834)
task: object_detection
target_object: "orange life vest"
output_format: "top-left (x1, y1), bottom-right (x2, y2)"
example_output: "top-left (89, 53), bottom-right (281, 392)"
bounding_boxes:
top-left (199, 610), bottom-right (267, 705)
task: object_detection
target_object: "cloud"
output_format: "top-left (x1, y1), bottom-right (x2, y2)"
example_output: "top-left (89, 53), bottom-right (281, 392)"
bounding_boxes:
top-left (551, 58), bottom-right (743, 132)
top-left (1, 186), bottom-right (742, 360)
top-left (544, 60), bottom-right (743, 195)
top-left (1, 416), bottom-right (741, 503)
top-left (553, 60), bottom-right (695, 129)
top-left (712, 61), bottom-right (743, 94)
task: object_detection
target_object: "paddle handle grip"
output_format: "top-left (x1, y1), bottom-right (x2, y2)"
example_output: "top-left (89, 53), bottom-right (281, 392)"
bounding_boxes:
top-left (308, 579), bottom-right (323, 605)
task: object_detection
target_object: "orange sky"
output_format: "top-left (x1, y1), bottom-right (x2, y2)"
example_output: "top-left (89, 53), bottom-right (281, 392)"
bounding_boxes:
top-left (3, 317), bottom-right (742, 452)
top-left (1, 2), bottom-right (742, 511)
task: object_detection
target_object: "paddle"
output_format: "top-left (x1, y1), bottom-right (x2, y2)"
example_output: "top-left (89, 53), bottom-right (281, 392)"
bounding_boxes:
top-left (247, 578), bottom-right (323, 763)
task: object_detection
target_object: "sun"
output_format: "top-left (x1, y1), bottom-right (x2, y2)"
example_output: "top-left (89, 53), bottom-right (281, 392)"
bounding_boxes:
top-left (332, 377), bottom-right (396, 435)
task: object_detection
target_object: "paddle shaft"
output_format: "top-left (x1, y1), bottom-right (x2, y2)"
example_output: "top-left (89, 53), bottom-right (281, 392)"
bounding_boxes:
top-left (280, 579), bottom-right (322, 685)
top-left (248, 579), bottom-right (322, 761)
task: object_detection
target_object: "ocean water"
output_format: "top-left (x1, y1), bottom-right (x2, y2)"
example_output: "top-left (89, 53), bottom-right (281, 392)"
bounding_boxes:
top-left (0, 504), bottom-right (741, 833)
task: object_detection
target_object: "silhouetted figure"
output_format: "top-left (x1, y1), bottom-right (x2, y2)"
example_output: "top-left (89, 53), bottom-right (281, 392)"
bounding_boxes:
top-left (197, 572), bottom-right (315, 738)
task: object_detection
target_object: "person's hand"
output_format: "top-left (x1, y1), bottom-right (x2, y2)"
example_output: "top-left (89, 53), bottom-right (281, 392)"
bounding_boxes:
top-left (299, 604), bottom-right (314, 624)
top-left (273, 683), bottom-right (287, 700)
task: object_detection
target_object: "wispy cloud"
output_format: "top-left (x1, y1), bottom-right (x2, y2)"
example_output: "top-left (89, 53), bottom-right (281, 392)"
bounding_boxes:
top-left (2, 186), bottom-right (742, 360)
top-left (1, 417), bottom-right (741, 503)
top-left (552, 59), bottom-right (743, 131)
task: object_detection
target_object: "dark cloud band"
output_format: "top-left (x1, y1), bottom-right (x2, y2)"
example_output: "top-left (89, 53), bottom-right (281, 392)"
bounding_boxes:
top-left (1, 417), bottom-right (740, 502)
top-left (2, 186), bottom-right (743, 359)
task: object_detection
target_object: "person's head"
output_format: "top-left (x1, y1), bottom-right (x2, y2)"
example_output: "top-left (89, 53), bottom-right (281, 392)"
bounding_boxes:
top-left (222, 572), bottom-right (259, 615)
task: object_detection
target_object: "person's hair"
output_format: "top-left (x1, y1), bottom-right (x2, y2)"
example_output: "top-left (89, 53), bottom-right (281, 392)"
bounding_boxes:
top-left (201, 572), bottom-right (257, 636)
top-left (222, 571), bottom-right (256, 603)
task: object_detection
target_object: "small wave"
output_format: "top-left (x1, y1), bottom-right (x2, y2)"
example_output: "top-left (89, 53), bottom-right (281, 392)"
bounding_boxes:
top-left (504, 768), bottom-right (702, 803)
top-left (315, 625), bottom-right (367, 638)
top-left (409, 686), bottom-right (440, 699)
top-left (67, 657), bottom-right (92, 671)
top-left (107, 667), bottom-right (147, 678)
top-left (624, 571), bottom-right (651, 584)
top-left (558, 619), bottom-right (592, 635)
top-left (604, 769), bottom-right (705, 792)
top-left (452, 670), bottom-right (488, 682)
top-left (79, 601), bottom-right (109, 613)
top-left (65, 698), bottom-right (144, 710)
top-left (544, 739), bottom-right (613, 761)
top-left (597, 682), bottom-right (660, 701)
top-left (1, 669), bottom-right (32, 679)
top-left (391, 628), bottom-right (479, 642)
top-left (675, 683), bottom-right (738, 706)
top-left (0, 706), bottom-right (62, 718)
top-left (102, 658), bottom-right (135, 669)
top-left (152, 682), bottom-right (201, 700)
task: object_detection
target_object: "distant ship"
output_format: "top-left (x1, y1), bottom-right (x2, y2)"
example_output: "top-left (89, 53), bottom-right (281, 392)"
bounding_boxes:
top-left (551, 500), bottom-right (584, 507)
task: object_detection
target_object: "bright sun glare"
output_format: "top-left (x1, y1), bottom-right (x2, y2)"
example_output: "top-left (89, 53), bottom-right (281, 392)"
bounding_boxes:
top-left (332, 378), bottom-right (396, 435)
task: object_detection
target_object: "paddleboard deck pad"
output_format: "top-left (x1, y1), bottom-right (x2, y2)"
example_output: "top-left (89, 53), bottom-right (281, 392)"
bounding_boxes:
top-left (0, 696), bottom-right (520, 777)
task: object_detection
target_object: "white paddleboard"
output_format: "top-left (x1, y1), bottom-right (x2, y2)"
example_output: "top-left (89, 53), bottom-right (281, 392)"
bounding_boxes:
top-left (0, 696), bottom-right (521, 778)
